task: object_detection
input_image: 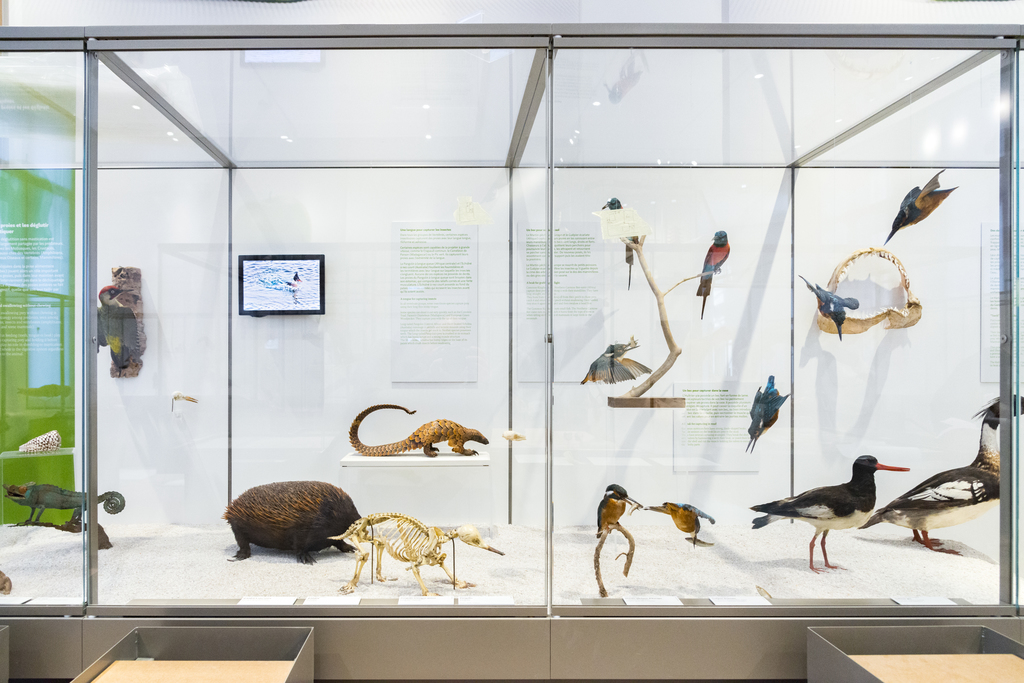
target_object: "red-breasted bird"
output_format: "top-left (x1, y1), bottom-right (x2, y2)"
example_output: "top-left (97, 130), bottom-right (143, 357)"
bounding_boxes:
top-left (751, 455), bottom-right (909, 573)
top-left (885, 170), bottom-right (957, 245)
top-left (799, 275), bottom-right (859, 341)
top-left (97, 285), bottom-right (140, 369)
top-left (597, 484), bottom-right (641, 538)
top-left (580, 336), bottom-right (652, 385)
top-left (645, 502), bottom-right (716, 547)
top-left (696, 231), bottom-right (730, 320)
top-left (861, 400), bottom-right (999, 555)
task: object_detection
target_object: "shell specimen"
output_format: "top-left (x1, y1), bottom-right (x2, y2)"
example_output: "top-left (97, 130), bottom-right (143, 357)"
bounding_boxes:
top-left (19, 430), bottom-right (61, 453)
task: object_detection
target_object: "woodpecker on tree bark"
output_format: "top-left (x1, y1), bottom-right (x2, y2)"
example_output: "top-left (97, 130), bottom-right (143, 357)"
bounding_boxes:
top-left (97, 285), bottom-right (140, 370)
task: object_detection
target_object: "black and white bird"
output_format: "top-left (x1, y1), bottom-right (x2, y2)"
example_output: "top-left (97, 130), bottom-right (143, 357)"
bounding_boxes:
top-left (751, 455), bottom-right (909, 573)
top-left (860, 399), bottom-right (999, 555)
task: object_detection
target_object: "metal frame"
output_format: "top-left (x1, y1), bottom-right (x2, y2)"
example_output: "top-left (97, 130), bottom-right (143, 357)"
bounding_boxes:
top-left (0, 23), bottom-right (1016, 627)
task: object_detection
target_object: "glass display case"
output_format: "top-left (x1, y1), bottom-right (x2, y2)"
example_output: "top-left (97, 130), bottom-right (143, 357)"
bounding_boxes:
top-left (0, 24), bottom-right (1019, 679)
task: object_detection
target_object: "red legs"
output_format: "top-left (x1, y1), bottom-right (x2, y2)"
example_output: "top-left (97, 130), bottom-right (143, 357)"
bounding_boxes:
top-left (808, 532), bottom-right (825, 574)
top-left (915, 529), bottom-right (961, 556)
top-left (912, 529), bottom-right (924, 545)
top-left (809, 530), bottom-right (844, 573)
top-left (820, 530), bottom-right (844, 571)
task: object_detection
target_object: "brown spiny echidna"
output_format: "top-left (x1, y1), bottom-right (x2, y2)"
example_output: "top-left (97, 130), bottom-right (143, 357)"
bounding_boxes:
top-left (223, 481), bottom-right (361, 564)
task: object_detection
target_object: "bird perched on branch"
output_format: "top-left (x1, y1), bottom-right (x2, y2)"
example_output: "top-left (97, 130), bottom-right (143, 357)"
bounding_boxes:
top-left (645, 502), bottom-right (716, 547)
top-left (597, 484), bottom-right (641, 538)
top-left (697, 231), bottom-right (730, 320)
top-left (885, 170), bottom-right (957, 245)
top-left (581, 336), bottom-right (652, 385)
top-left (746, 375), bottom-right (790, 453)
top-left (800, 275), bottom-right (859, 341)
top-left (751, 455), bottom-right (909, 573)
top-left (861, 399), bottom-right (999, 554)
top-left (97, 286), bottom-right (140, 370)
top-left (601, 198), bottom-right (639, 290)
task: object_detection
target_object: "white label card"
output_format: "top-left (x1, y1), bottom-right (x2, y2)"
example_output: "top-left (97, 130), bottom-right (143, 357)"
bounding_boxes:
top-left (892, 597), bottom-right (957, 606)
top-left (623, 596), bottom-right (683, 606)
top-left (709, 596), bottom-right (771, 606)
top-left (0, 596), bottom-right (30, 605)
top-left (26, 597), bottom-right (81, 605)
top-left (398, 595), bottom-right (455, 605)
top-left (458, 595), bottom-right (514, 606)
top-left (302, 596), bottom-right (361, 606)
top-left (237, 597), bottom-right (296, 606)
top-left (593, 208), bottom-right (653, 240)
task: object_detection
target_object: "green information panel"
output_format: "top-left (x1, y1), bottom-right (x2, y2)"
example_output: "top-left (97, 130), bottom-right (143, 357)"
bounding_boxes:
top-left (0, 169), bottom-right (76, 524)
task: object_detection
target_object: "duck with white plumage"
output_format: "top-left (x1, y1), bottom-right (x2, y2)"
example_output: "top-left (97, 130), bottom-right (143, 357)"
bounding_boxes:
top-left (860, 399), bottom-right (1000, 554)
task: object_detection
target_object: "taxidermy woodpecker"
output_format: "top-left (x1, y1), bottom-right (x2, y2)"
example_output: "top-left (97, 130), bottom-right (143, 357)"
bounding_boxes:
top-left (601, 198), bottom-right (638, 290)
top-left (799, 275), bottom-right (859, 341)
top-left (885, 170), bottom-right (957, 245)
top-left (746, 375), bottom-right (790, 453)
top-left (696, 231), bottom-right (730, 320)
top-left (751, 455), bottom-right (909, 573)
top-left (97, 286), bottom-right (140, 370)
top-left (597, 484), bottom-right (642, 538)
top-left (581, 336), bottom-right (652, 385)
top-left (861, 399), bottom-right (999, 554)
top-left (645, 502), bottom-right (716, 547)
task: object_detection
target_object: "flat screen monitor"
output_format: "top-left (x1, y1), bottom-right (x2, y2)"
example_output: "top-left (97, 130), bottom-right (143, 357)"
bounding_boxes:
top-left (238, 254), bottom-right (325, 316)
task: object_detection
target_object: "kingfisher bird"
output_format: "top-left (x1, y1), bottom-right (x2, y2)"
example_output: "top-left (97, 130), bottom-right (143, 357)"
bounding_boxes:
top-left (645, 502), bottom-right (716, 547)
top-left (799, 275), bottom-right (859, 340)
top-left (581, 336), bottom-right (652, 385)
top-left (696, 231), bottom-right (730, 320)
top-left (861, 399), bottom-right (999, 554)
top-left (885, 170), bottom-right (957, 245)
top-left (746, 375), bottom-right (790, 453)
top-left (597, 484), bottom-right (641, 538)
top-left (97, 286), bottom-right (141, 369)
top-left (601, 198), bottom-right (638, 290)
top-left (751, 455), bottom-right (909, 573)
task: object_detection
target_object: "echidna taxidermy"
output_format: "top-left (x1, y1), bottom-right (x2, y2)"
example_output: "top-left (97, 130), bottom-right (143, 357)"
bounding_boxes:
top-left (223, 481), bottom-right (362, 564)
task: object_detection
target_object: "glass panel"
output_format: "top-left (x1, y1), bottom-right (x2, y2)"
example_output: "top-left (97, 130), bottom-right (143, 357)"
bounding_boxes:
top-left (553, 48), bottom-right (1003, 607)
top-left (92, 47), bottom-right (546, 607)
top-left (0, 51), bottom-right (84, 605)
top-left (117, 48), bottom-right (537, 166)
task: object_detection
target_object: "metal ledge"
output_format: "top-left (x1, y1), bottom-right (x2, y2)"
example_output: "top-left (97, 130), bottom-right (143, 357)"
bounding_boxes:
top-left (84, 603), bottom-right (547, 618)
top-left (554, 602), bottom-right (1018, 619)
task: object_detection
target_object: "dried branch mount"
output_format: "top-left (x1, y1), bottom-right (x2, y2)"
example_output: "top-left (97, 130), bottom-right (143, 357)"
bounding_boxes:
top-left (607, 236), bottom-right (692, 408)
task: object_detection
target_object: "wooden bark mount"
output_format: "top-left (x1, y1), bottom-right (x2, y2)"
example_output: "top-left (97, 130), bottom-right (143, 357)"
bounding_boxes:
top-left (608, 397), bottom-right (686, 409)
top-left (594, 522), bottom-right (636, 598)
top-left (110, 266), bottom-right (145, 378)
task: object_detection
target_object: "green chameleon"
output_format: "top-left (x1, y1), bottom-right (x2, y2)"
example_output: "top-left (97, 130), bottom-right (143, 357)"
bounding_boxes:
top-left (3, 483), bottom-right (124, 524)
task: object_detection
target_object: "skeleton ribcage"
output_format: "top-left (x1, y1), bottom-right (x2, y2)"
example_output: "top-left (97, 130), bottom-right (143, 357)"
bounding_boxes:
top-left (370, 515), bottom-right (442, 563)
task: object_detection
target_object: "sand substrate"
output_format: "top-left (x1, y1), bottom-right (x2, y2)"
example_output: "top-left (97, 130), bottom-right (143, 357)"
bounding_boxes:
top-left (0, 521), bottom-right (998, 605)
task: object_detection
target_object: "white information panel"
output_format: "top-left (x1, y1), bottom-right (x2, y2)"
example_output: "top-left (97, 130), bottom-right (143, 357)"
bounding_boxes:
top-left (673, 382), bottom-right (763, 472)
top-left (391, 222), bottom-right (479, 382)
top-left (517, 221), bottom-right (606, 383)
top-left (981, 221), bottom-right (1000, 383)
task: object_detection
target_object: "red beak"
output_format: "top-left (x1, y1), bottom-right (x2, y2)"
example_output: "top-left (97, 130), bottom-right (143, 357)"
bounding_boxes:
top-left (875, 463), bottom-right (910, 472)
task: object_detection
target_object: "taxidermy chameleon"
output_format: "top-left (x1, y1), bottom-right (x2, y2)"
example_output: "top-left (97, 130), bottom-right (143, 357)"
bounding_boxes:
top-left (3, 483), bottom-right (125, 524)
top-left (349, 404), bottom-right (489, 456)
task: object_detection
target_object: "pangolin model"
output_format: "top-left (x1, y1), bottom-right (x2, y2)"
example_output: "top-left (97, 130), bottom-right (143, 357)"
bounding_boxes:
top-left (349, 404), bottom-right (488, 456)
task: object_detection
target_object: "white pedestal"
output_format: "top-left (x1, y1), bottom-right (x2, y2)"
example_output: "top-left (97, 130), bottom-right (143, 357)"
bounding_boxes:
top-left (340, 452), bottom-right (492, 526)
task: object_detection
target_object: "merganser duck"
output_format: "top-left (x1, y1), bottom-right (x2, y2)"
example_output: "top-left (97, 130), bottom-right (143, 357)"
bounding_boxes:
top-left (860, 399), bottom-right (999, 555)
top-left (751, 455), bottom-right (909, 573)
top-left (597, 484), bottom-right (641, 538)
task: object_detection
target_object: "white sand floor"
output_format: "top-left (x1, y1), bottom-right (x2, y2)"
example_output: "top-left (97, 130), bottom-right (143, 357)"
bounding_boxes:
top-left (0, 521), bottom-right (999, 605)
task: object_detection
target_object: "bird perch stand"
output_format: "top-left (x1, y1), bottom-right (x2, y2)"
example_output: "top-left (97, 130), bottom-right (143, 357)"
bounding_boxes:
top-left (607, 236), bottom-right (691, 408)
top-left (594, 521), bottom-right (636, 598)
top-left (109, 267), bottom-right (146, 378)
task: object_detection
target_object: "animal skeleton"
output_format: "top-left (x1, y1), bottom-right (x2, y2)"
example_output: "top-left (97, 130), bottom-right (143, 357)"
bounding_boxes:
top-left (331, 512), bottom-right (504, 596)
